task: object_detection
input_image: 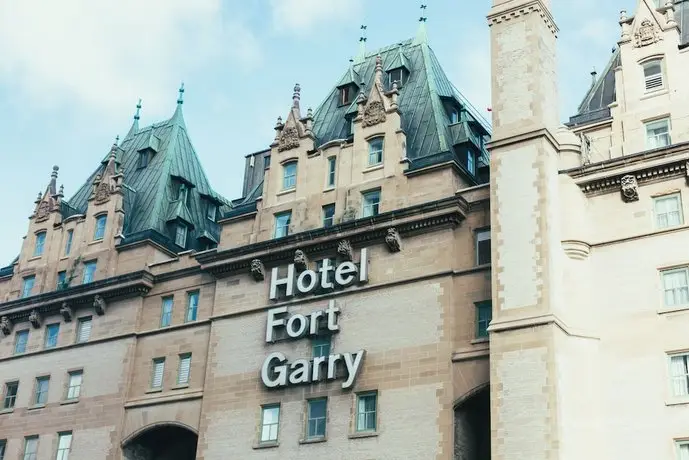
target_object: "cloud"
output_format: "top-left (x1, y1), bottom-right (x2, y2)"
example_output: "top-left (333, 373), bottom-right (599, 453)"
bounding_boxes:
top-left (0, 0), bottom-right (262, 118)
top-left (270, 0), bottom-right (363, 35)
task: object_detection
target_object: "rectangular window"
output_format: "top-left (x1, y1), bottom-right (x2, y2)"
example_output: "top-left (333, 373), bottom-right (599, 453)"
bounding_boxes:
top-left (34, 232), bottom-right (46, 257)
top-left (356, 392), bottom-right (377, 432)
top-left (82, 261), bottom-right (96, 284)
top-left (207, 203), bottom-right (217, 222)
top-left (57, 271), bottom-right (67, 290)
top-left (138, 151), bottom-right (149, 169)
top-left (643, 59), bottom-right (664, 91)
top-left (670, 353), bottom-right (689, 398)
top-left (161, 297), bottom-right (174, 327)
top-left (307, 398), bottom-right (327, 439)
top-left (23, 437), bottom-right (38, 460)
top-left (175, 224), bottom-right (187, 248)
top-left (94, 215), bottom-right (107, 240)
top-left (177, 353), bottom-right (192, 385)
top-left (34, 376), bottom-right (49, 405)
top-left (67, 371), bottom-right (83, 400)
top-left (362, 190), bottom-right (381, 218)
top-left (55, 432), bottom-right (72, 460)
top-left (388, 68), bottom-right (404, 86)
top-left (274, 211), bottom-right (291, 239)
top-left (283, 162), bottom-right (297, 190)
top-left (450, 109), bottom-right (460, 124)
top-left (476, 229), bottom-right (491, 265)
top-left (367, 137), bottom-right (384, 166)
top-left (15, 330), bottom-right (29, 354)
top-left (76, 317), bottom-right (92, 343)
top-left (260, 405), bottom-right (280, 443)
top-left (22, 275), bottom-right (35, 298)
top-left (3, 381), bottom-right (18, 409)
top-left (44, 323), bottom-right (60, 349)
top-left (662, 268), bottom-right (689, 307)
top-left (677, 440), bottom-right (689, 460)
top-left (186, 291), bottom-right (199, 323)
top-left (0, 439), bottom-right (5, 460)
top-left (654, 194), bottom-right (683, 229)
top-left (323, 204), bottom-right (335, 228)
top-left (467, 150), bottom-right (476, 175)
top-left (151, 358), bottom-right (165, 389)
top-left (646, 118), bottom-right (671, 149)
top-left (64, 229), bottom-right (73, 255)
top-left (340, 86), bottom-right (352, 105)
top-left (312, 336), bottom-right (331, 358)
top-left (263, 155), bottom-right (271, 170)
top-left (476, 301), bottom-right (492, 338)
top-left (327, 157), bottom-right (336, 187)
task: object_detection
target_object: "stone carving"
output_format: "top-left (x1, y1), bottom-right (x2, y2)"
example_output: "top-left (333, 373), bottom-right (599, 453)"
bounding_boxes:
top-left (294, 250), bottom-right (309, 271)
top-left (278, 126), bottom-right (300, 152)
top-left (93, 295), bottom-right (107, 316)
top-left (0, 316), bottom-right (13, 336)
top-left (620, 174), bottom-right (639, 202)
top-left (337, 240), bottom-right (354, 261)
top-left (35, 200), bottom-right (50, 222)
top-left (250, 259), bottom-right (265, 281)
top-left (341, 207), bottom-right (357, 223)
top-left (29, 309), bottom-right (42, 329)
top-left (634, 19), bottom-right (662, 48)
top-left (362, 100), bottom-right (387, 127)
top-left (60, 302), bottom-right (73, 322)
top-left (94, 180), bottom-right (111, 204)
top-left (385, 228), bottom-right (402, 252)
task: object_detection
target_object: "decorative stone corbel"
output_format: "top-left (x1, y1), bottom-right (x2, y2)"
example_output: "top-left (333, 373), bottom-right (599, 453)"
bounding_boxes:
top-left (60, 302), bottom-right (74, 322)
top-left (0, 316), bottom-right (13, 336)
top-left (337, 240), bottom-right (354, 261)
top-left (385, 228), bottom-right (402, 252)
top-left (29, 309), bottom-right (42, 329)
top-left (250, 259), bottom-right (265, 281)
top-left (620, 174), bottom-right (639, 202)
top-left (341, 207), bottom-right (357, 223)
top-left (93, 295), bottom-right (107, 316)
top-left (294, 250), bottom-right (309, 271)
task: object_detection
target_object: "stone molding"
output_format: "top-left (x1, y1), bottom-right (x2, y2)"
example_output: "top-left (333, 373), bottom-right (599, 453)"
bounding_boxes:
top-left (487, 0), bottom-right (559, 36)
top-left (575, 159), bottom-right (686, 197)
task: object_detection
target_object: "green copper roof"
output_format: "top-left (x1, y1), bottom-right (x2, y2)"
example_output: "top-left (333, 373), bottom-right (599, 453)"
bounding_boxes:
top-left (384, 47), bottom-right (411, 71)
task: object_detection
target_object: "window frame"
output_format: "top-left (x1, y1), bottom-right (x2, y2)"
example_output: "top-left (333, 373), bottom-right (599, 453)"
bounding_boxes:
top-left (306, 398), bottom-right (328, 439)
top-left (3, 381), bottom-right (19, 409)
top-left (388, 68), bottom-right (404, 87)
top-left (206, 203), bottom-right (217, 222)
top-left (367, 137), bottom-right (384, 166)
top-left (33, 231), bottom-right (46, 257)
top-left (475, 300), bottom-right (492, 339)
top-left (0, 439), bottom-right (5, 460)
top-left (82, 261), bottom-right (97, 284)
top-left (14, 329), bottom-right (29, 354)
top-left (642, 58), bottom-right (664, 92)
top-left (340, 86), bottom-right (354, 106)
top-left (476, 228), bottom-right (491, 266)
top-left (645, 117), bottom-right (671, 149)
top-left (57, 271), bottom-right (67, 290)
top-left (312, 336), bottom-right (332, 358)
top-left (322, 204), bottom-right (336, 228)
top-left (467, 150), bottom-right (476, 175)
top-left (21, 275), bottom-right (35, 299)
top-left (185, 291), bottom-right (199, 323)
top-left (64, 229), bottom-right (73, 255)
top-left (76, 317), bottom-right (92, 343)
top-left (93, 214), bottom-right (107, 241)
top-left (450, 109), bottom-right (460, 124)
top-left (661, 267), bottom-right (689, 308)
top-left (174, 224), bottom-right (188, 248)
top-left (177, 353), bottom-right (192, 386)
top-left (23, 436), bottom-right (38, 460)
top-left (274, 211), bottom-right (292, 239)
top-left (44, 323), bottom-right (60, 349)
top-left (362, 189), bottom-right (381, 218)
top-left (55, 432), bottom-right (72, 460)
top-left (653, 193), bottom-right (684, 229)
top-left (33, 376), bottom-right (50, 406)
top-left (160, 296), bottom-right (174, 328)
top-left (326, 156), bottom-right (337, 188)
top-left (282, 161), bottom-right (297, 190)
top-left (355, 392), bottom-right (378, 433)
top-left (676, 439), bottom-right (689, 459)
top-left (151, 358), bottom-right (165, 389)
top-left (66, 370), bottom-right (83, 401)
top-left (259, 404), bottom-right (281, 444)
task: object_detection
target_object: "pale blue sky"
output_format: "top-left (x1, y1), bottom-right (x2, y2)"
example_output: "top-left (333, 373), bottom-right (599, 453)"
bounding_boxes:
top-left (0, 0), bottom-right (636, 264)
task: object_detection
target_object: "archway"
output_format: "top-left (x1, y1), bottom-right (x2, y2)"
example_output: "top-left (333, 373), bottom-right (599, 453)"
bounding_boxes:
top-left (454, 384), bottom-right (490, 460)
top-left (122, 423), bottom-right (198, 460)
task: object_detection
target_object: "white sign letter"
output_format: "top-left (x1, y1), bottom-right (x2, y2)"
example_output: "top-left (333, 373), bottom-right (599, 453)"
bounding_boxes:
top-left (269, 265), bottom-right (295, 300)
top-left (266, 307), bottom-right (288, 342)
top-left (261, 352), bottom-right (288, 388)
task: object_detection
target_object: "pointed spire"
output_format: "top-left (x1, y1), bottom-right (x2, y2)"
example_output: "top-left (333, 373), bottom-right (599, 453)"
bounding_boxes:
top-left (126, 98), bottom-right (142, 139)
top-left (415, 3), bottom-right (428, 44)
top-left (374, 55), bottom-right (384, 89)
top-left (49, 165), bottom-right (59, 196)
top-left (170, 82), bottom-right (187, 128)
top-left (292, 83), bottom-right (301, 109)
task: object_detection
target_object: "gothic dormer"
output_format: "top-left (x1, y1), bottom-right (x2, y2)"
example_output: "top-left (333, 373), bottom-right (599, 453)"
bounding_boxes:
top-left (32, 165), bottom-right (62, 224)
top-left (336, 61), bottom-right (361, 107)
top-left (272, 84), bottom-right (315, 153)
top-left (90, 140), bottom-right (124, 206)
top-left (357, 55), bottom-right (400, 129)
top-left (384, 47), bottom-right (410, 87)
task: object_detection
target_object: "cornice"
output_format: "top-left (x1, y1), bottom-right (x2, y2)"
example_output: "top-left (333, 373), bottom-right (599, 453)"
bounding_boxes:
top-left (487, 0), bottom-right (559, 36)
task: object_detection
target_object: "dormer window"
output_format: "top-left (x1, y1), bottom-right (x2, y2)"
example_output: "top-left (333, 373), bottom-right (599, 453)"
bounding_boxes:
top-left (450, 109), bottom-right (460, 124)
top-left (388, 68), bottom-right (406, 87)
top-left (339, 85), bottom-right (357, 106)
top-left (467, 150), bottom-right (476, 175)
top-left (175, 224), bottom-right (188, 248)
top-left (207, 203), bottom-right (217, 222)
top-left (643, 59), bottom-right (664, 92)
top-left (138, 151), bottom-right (149, 169)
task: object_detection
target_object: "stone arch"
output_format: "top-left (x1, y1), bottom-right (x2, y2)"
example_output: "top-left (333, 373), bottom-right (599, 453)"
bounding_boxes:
top-left (122, 421), bottom-right (198, 460)
top-left (454, 383), bottom-right (491, 460)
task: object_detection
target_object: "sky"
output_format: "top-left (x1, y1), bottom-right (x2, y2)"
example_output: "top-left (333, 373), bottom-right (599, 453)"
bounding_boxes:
top-left (0, 0), bottom-right (637, 264)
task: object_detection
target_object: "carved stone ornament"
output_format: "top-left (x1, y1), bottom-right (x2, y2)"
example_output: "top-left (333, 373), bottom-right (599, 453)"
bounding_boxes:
top-left (634, 19), bottom-right (662, 48)
top-left (340, 207), bottom-right (357, 223)
top-left (35, 200), bottom-right (50, 222)
top-left (337, 240), bottom-right (354, 261)
top-left (0, 316), bottom-right (13, 336)
top-left (93, 295), bottom-right (107, 316)
top-left (250, 259), bottom-right (265, 281)
top-left (294, 250), bottom-right (309, 271)
top-left (385, 228), bottom-right (402, 253)
top-left (362, 100), bottom-right (387, 128)
top-left (278, 126), bottom-right (300, 152)
top-left (29, 309), bottom-right (42, 329)
top-left (620, 174), bottom-right (639, 202)
top-left (60, 302), bottom-right (74, 322)
top-left (94, 180), bottom-right (111, 204)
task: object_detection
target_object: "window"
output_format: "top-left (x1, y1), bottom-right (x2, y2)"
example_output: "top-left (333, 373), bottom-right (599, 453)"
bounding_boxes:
top-left (274, 212), bottom-right (291, 238)
top-left (654, 194), bottom-right (683, 229)
top-left (23, 437), bottom-right (38, 460)
top-left (388, 68), bottom-right (404, 87)
top-left (177, 353), bottom-right (191, 385)
top-left (0, 439), bottom-right (5, 460)
top-left (76, 317), bottom-right (92, 343)
top-left (34, 376), bottom-right (49, 405)
top-left (94, 214), bottom-right (107, 240)
top-left (263, 155), bottom-right (271, 170)
top-left (356, 392), bottom-right (377, 432)
top-left (646, 118), bottom-right (671, 149)
top-left (340, 86), bottom-right (354, 105)
top-left (327, 157), bottom-right (336, 188)
top-left (175, 224), bottom-right (187, 248)
top-left (260, 405), bottom-right (280, 443)
top-left (312, 336), bottom-right (331, 358)
top-left (3, 381), bottom-right (18, 409)
top-left (44, 323), bottom-right (59, 349)
top-left (283, 162), bottom-right (297, 190)
top-left (34, 231), bottom-right (46, 257)
top-left (450, 109), bottom-right (460, 124)
top-left (323, 204), bottom-right (335, 228)
top-left (57, 271), bottom-right (66, 290)
top-left (207, 203), bottom-right (217, 222)
top-left (55, 432), bottom-right (72, 460)
top-left (362, 190), bottom-right (381, 218)
top-left (64, 229), bottom-right (73, 255)
top-left (662, 268), bottom-right (689, 307)
top-left (643, 59), bottom-right (664, 91)
top-left (161, 297), bottom-right (174, 327)
top-left (151, 358), bottom-right (165, 389)
top-left (476, 229), bottom-right (491, 265)
top-left (22, 275), bottom-right (35, 298)
top-left (82, 261), bottom-right (96, 284)
top-left (186, 291), bottom-right (199, 323)
top-left (670, 353), bottom-right (689, 397)
top-left (368, 137), bottom-right (384, 166)
top-left (307, 398), bottom-right (327, 439)
top-left (15, 330), bottom-right (29, 354)
top-left (467, 150), bottom-right (476, 175)
top-left (138, 151), bottom-right (149, 169)
top-left (677, 440), bottom-right (689, 460)
top-left (476, 301), bottom-right (492, 338)
top-left (67, 371), bottom-right (83, 400)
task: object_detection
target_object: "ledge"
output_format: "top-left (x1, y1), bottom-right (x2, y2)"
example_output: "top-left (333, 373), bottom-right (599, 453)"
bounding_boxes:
top-left (452, 345), bottom-right (489, 362)
top-left (640, 88), bottom-right (669, 101)
top-left (145, 388), bottom-right (163, 394)
top-left (362, 164), bottom-right (384, 174)
top-left (276, 188), bottom-right (296, 197)
top-left (0, 408), bottom-right (14, 415)
top-left (0, 332), bottom-right (136, 364)
top-left (88, 239), bottom-right (103, 246)
top-left (27, 404), bottom-right (45, 411)
top-left (658, 305), bottom-right (689, 315)
top-left (470, 337), bottom-right (489, 345)
top-left (172, 384), bottom-right (190, 390)
top-left (348, 431), bottom-right (379, 439)
top-left (125, 388), bottom-right (203, 409)
top-left (252, 441), bottom-right (279, 450)
top-left (666, 398), bottom-right (689, 407)
top-left (299, 437), bottom-right (327, 445)
top-left (60, 398), bottom-right (79, 406)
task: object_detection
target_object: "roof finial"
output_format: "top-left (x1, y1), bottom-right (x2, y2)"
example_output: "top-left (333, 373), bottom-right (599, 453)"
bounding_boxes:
top-left (355, 24), bottom-right (367, 63)
top-left (591, 67), bottom-right (597, 84)
top-left (114, 135), bottom-right (120, 146)
top-left (134, 98), bottom-right (142, 121)
top-left (51, 165), bottom-right (59, 179)
top-left (177, 82), bottom-right (185, 105)
top-left (292, 83), bottom-right (301, 109)
top-left (415, 3), bottom-right (429, 43)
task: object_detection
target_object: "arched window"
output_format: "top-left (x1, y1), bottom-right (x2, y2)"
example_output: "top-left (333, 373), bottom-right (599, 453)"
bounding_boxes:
top-left (283, 162), bottom-right (297, 190)
top-left (33, 231), bottom-right (46, 257)
top-left (367, 137), bottom-right (384, 166)
top-left (94, 215), bottom-right (107, 240)
top-left (643, 59), bottom-right (664, 92)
